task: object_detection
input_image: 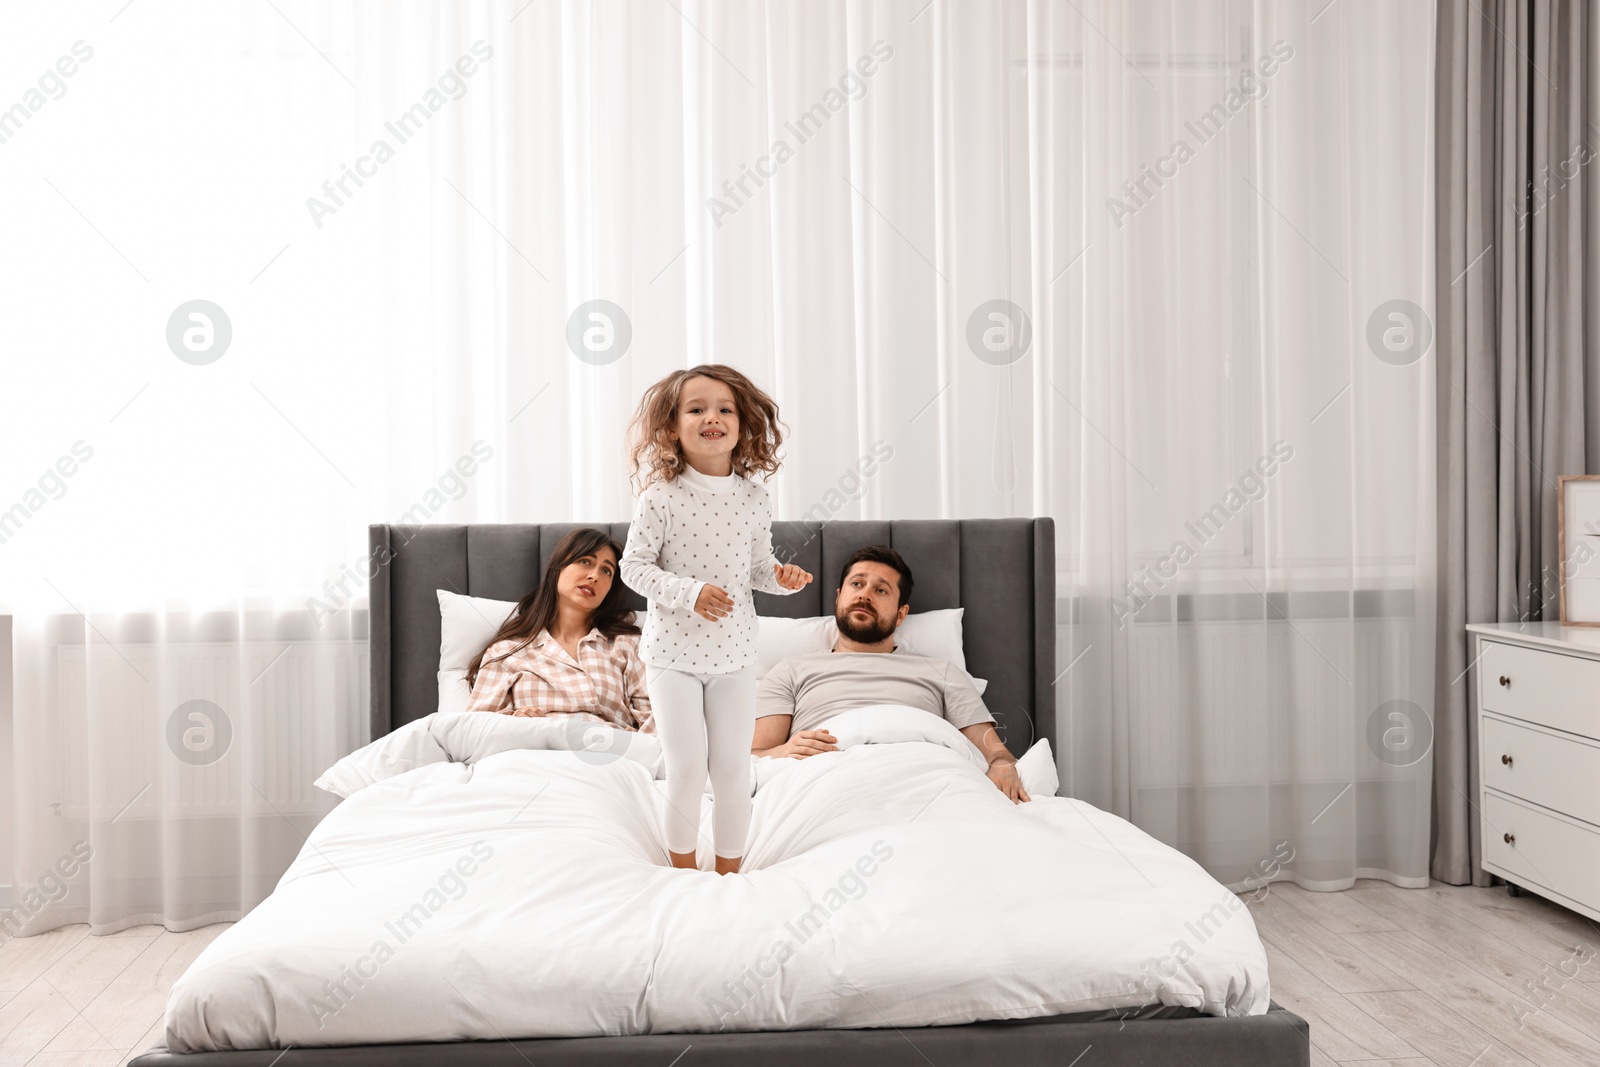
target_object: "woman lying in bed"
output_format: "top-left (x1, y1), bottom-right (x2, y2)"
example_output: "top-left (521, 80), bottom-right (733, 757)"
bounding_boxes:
top-left (463, 527), bottom-right (653, 733)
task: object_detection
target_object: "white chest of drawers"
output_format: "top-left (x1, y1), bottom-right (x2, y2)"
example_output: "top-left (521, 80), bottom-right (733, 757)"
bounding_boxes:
top-left (1467, 623), bottom-right (1600, 922)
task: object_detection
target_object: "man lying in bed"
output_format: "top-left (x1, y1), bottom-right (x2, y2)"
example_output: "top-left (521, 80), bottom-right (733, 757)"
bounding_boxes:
top-left (750, 544), bottom-right (1031, 803)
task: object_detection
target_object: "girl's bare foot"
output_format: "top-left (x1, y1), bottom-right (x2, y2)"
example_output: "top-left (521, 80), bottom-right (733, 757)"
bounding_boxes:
top-left (715, 855), bottom-right (742, 876)
top-left (668, 849), bottom-right (698, 870)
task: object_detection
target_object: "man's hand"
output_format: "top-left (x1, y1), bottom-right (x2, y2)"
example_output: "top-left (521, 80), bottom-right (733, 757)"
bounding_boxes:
top-left (759, 729), bottom-right (837, 759)
top-left (693, 584), bottom-right (735, 621)
top-left (959, 721), bottom-right (1033, 803)
top-left (774, 563), bottom-right (813, 590)
top-left (987, 759), bottom-right (1031, 803)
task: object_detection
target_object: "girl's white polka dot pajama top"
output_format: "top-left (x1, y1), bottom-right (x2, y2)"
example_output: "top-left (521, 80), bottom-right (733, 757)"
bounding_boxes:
top-left (619, 464), bottom-right (799, 674)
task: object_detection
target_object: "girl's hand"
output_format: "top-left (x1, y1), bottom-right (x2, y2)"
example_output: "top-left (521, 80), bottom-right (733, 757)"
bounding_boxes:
top-left (774, 563), bottom-right (813, 590)
top-left (694, 584), bottom-right (735, 621)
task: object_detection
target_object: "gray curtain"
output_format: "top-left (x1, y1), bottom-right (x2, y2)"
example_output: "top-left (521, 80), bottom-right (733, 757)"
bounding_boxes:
top-left (1433, 0), bottom-right (1598, 885)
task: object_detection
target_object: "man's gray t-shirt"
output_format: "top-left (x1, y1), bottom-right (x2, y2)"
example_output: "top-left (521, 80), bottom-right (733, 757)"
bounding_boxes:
top-left (756, 646), bottom-right (995, 734)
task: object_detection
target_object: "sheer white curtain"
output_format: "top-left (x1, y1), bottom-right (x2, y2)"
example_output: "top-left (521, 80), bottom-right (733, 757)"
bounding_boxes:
top-left (1055, 0), bottom-right (1437, 890)
top-left (0, 0), bottom-right (1433, 936)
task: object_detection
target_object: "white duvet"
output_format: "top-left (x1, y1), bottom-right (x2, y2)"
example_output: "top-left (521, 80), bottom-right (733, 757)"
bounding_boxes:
top-left (165, 706), bottom-right (1271, 1051)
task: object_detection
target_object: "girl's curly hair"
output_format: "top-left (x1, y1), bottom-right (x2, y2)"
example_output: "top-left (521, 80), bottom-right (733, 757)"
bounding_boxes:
top-left (627, 364), bottom-right (785, 490)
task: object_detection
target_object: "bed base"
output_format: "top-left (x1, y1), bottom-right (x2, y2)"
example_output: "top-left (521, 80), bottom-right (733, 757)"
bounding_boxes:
top-left (130, 1002), bottom-right (1309, 1066)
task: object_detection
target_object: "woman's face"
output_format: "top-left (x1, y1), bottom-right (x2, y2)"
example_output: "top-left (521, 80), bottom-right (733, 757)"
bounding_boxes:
top-left (557, 545), bottom-right (617, 618)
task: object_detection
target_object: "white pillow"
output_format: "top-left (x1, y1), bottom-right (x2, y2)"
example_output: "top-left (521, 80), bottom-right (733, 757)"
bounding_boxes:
top-left (437, 590), bottom-right (519, 713)
top-left (1015, 738), bottom-right (1059, 798)
top-left (753, 615), bottom-right (835, 680)
top-left (439, 669), bottom-right (473, 715)
top-left (877, 607), bottom-right (967, 670)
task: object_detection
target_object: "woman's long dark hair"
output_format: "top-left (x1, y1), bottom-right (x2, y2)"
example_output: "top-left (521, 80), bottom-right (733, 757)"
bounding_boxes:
top-left (465, 527), bottom-right (640, 688)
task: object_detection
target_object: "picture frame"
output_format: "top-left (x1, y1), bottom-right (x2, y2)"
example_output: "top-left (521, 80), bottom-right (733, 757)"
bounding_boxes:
top-left (1558, 475), bottom-right (1600, 626)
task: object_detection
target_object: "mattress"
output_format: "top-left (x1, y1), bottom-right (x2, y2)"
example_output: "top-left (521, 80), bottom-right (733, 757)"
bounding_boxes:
top-left (162, 706), bottom-right (1271, 1052)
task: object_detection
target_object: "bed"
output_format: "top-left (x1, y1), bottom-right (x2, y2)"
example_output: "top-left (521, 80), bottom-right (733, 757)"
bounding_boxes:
top-left (131, 517), bottom-right (1309, 1066)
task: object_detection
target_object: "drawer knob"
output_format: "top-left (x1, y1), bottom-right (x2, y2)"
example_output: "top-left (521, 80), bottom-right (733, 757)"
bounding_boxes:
top-left (1502, 754), bottom-right (1514, 766)
top-left (1499, 675), bottom-right (1511, 687)
top-left (1504, 832), bottom-right (1516, 845)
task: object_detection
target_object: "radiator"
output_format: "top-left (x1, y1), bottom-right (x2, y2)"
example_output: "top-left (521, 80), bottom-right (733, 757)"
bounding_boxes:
top-left (57, 641), bottom-right (368, 820)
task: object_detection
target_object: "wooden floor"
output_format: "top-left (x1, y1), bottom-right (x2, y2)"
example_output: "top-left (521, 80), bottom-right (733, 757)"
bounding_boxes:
top-left (0, 922), bottom-right (227, 1066)
top-left (1248, 880), bottom-right (1600, 1067)
top-left (1, 880), bottom-right (1596, 1065)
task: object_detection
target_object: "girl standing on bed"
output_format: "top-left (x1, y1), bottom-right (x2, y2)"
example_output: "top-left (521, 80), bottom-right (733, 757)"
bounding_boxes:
top-left (620, 364), bottom-right (811, 876)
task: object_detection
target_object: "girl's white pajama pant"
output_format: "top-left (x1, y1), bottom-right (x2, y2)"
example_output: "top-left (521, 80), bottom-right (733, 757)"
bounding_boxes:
top-left (645, 661), bottom-right (756, 860)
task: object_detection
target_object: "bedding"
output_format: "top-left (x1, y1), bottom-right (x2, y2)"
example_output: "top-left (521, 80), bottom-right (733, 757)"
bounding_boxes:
top-left (166, 706), bottom-right (1269, 1052)
top-left (313, 711), bottom-right (664, 799)
top-left (317, 705), bottom-right (1058, 800)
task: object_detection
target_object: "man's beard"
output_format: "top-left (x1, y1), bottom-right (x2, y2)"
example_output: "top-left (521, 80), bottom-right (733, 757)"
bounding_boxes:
top-left (836, 604), bottom-right (896, 644)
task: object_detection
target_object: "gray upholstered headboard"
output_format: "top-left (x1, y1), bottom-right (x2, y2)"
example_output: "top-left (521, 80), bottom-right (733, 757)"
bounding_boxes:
top-left (368, 518), bottom-right (1056, 757)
